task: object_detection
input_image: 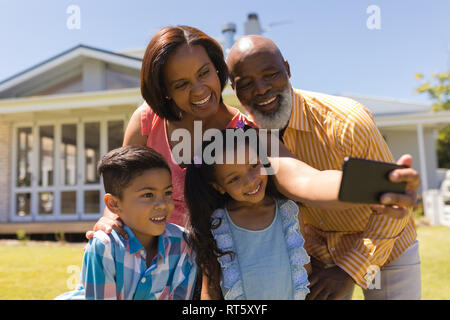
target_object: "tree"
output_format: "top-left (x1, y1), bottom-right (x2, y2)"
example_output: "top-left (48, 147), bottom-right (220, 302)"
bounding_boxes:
top-left (415, 71), bottom-right (450, 168)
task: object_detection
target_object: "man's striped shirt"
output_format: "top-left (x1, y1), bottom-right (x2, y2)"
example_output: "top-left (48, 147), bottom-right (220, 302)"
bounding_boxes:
top-left (282, 88), bottom-right (416, 289)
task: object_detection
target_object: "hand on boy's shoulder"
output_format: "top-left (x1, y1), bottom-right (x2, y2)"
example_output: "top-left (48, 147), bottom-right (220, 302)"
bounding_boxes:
top-left (86, 230), bottom-right (113, 247)
top-left (86, 212), bottom-right (128, 240)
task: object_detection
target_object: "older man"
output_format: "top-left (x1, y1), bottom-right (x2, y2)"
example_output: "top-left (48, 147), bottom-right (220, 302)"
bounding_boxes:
top-left (226, 35), bottom-right (421, 300)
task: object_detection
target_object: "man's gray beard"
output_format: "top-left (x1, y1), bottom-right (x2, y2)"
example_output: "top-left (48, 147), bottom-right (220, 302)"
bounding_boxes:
top-left (249, 87), bottom-right (293, 130)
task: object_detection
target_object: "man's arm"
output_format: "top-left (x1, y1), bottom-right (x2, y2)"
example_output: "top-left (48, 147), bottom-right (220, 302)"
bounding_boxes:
top-left (267, 131), bottom-right (417, 210)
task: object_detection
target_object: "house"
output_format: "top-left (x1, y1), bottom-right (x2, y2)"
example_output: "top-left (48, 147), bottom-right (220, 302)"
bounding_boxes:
top-left (341, 93), bottom-right (450, 192)
top-left (0, 44), bottom-right (246, 235)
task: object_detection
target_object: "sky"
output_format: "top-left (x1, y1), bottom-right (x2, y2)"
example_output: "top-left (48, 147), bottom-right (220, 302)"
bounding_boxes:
top-left (0, 0), bottom-right (449, 103)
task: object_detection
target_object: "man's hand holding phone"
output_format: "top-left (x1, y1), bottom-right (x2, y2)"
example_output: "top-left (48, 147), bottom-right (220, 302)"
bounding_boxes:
top-left (338, 154), bottom-right (420, 219)
top-left (375, 154), bottom-right (420, 219)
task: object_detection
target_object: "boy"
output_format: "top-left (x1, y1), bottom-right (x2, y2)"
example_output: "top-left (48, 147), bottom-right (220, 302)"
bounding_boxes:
top-left (56, 146), bottom-right (197, 300)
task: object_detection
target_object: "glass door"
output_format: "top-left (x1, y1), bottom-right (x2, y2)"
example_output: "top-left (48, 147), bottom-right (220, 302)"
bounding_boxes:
top-left (11, 118), bottom-right (125, 222)
top-left (13, 126), bottom-right (34, 221)
top-left (57, 123), bottom-right (79, 220)
top-left (36, 124), bottom-right (56, 221)
top-left (80, 121), bottom-right (102, 219)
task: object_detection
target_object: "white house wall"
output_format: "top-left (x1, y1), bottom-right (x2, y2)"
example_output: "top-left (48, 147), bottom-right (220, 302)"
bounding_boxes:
top-left (105, 68), bottom-right (140, 90)
top-left (381, 127), bottom-right (439, 191)
top-left (0, 121), bottom-right (11, 222)
top-left (34, 74), bottom-right (83, 96)
top-left (82, 59), bottom-right (106, 92)
top-left (32, 66), bottom-right (140, 96)
top-left (423, 127), bottom-right (439, 189)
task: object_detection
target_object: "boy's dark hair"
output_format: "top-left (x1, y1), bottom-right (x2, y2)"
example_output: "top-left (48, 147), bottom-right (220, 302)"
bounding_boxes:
top-left (97, 145), bottom-right (171, 199)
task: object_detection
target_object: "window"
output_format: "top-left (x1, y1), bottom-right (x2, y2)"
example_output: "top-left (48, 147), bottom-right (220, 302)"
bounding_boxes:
top-left (39, 126), bottom-right (54, 187)
top-left (61, 124), bottom-right (77, 186)
top-left (16, 127), bottom-right (32, 187)
top-left (11, 119), bottom-right (125, 221)
top-left (84, 122), bottom-right (100, 184)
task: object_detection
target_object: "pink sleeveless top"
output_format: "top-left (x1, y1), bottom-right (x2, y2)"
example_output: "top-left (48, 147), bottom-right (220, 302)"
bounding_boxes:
top-left (139, 103), bottom-right (256, 227)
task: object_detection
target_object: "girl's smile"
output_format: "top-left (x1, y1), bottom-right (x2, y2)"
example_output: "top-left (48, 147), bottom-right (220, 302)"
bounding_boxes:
top-left (212, 151), bottom-right (268, 206)
top-left (243, 181), bottom-right (263, 196)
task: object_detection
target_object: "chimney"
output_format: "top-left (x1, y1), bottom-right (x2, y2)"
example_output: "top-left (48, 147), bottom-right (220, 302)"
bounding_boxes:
top-left (244, 13), bottom-right (262, 35)
top-left (222, 22), bottom-right (237, 53)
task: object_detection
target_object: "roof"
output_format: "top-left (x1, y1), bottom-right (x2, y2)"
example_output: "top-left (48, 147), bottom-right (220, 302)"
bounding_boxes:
top-left (0, 44), bottom-right (433, 118)
top-left (0, 44), bottom-right (142, 95)
top-left (341, 93), bottom-right (431, 116)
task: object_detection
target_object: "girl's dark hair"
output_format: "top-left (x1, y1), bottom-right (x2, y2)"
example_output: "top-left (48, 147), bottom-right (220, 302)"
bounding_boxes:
top-left (141, 25), bottom-right (229, 122)
top-left (184, 127), bottom-right (285, 288)
top-left (98, 145), bottom-right (171, 199)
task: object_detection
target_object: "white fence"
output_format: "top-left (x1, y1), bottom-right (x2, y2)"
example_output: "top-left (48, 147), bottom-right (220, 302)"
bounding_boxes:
top-left (423, 170), bottom-right (450, 226)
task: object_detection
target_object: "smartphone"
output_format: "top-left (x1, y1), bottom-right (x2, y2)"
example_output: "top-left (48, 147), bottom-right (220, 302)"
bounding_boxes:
top-left (338, 157), bottom-right (407, 204)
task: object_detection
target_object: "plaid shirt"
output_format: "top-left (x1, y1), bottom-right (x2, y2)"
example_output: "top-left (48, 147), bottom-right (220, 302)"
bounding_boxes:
top-left (55, 223), bottom-right (197, 300)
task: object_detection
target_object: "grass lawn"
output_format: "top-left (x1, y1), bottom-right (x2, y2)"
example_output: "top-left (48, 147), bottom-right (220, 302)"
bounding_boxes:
top-left (0, 243), bottom-right (85, 300)
top-left (0, 226), bottom-right (449, 300)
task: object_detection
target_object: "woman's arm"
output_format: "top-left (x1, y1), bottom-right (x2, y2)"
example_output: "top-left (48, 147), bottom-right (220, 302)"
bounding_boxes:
top-left (123, 106), bottom-right (148, 146)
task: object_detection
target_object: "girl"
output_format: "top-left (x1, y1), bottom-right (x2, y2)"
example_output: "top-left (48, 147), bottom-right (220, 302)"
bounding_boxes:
top-left (185, 127), bottom-right (311, 300)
